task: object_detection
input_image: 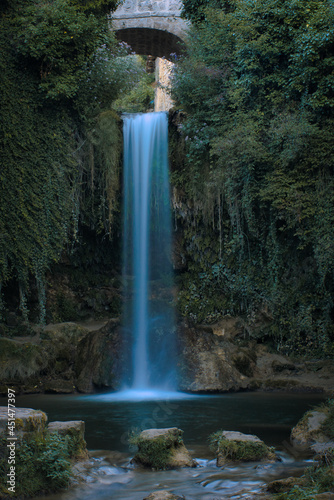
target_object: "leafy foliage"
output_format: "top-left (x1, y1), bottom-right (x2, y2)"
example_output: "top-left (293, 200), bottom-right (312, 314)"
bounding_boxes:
top-left (0, 0), bottom-right (138, 322)
top-left (275, 448), bottom-right (334, 499)
top-left (113, 69), bottom-right (155, 113)
top-left (0, 433), bottom-right (72, 496)
top-left (172, 0), bottom-right (334, 354)
top-left (319, 399), bottom-right (334, 440)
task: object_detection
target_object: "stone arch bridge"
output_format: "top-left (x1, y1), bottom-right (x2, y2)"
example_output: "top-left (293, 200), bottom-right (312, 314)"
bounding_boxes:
top-left (112, 0), bottom-right (189, 59)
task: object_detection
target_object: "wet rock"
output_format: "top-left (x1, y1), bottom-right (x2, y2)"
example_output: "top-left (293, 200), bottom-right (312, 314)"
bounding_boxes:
top-left (75, 319), bottom-right (123, 393)
top-left (0, 406), bottom-right (47, 438)
top-left (267, 476), bottom-right (307, 493)
top-left (290, 409), bottom-right (333, 454)
top-left (131, 427), bottom-right (196, 469)
top-left (143, 491), bottom-right (184, 500)
top-left (210, 430), bottom-right (277, 466)
top-left (48, 420), bottom-right (87, 458)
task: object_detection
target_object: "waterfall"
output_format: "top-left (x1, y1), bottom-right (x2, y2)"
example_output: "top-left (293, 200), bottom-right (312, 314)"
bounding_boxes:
top-left (122, 112), bottom-right (175, 391)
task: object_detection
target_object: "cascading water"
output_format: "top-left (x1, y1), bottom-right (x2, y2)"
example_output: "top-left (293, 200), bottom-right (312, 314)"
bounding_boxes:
top-left (122, 112), bottom-right (176, 393)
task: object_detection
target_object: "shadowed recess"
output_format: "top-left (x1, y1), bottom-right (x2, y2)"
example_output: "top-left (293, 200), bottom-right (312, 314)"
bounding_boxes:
top-left (116, 28), bottom-right (185, 59)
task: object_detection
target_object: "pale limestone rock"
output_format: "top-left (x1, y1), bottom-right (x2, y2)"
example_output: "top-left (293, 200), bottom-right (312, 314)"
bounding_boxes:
top-left (290, 410), bottom-right (331, 453)
top-left (0, 406), bottom-right (47, 438)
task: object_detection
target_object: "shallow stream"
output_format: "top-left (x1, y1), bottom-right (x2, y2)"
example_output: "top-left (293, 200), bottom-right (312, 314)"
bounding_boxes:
top-left (13, 391), bottom-right (325, 499)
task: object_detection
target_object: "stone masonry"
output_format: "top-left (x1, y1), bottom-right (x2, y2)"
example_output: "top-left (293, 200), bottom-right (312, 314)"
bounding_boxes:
top-left (112, 0), bottom-right (189, 57)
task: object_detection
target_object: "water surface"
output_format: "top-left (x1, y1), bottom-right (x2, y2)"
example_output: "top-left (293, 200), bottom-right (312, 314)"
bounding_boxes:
top-left (9, 391), bottom-right (324, 499)
top-left (14, 391), bottom-right (324, 452)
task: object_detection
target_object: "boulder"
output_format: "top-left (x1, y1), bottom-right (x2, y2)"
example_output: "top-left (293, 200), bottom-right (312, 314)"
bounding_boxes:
top-left (290, 409), bottom-right (334, 454)
top-left (0, 406), bottom-right (47, 439)
top-left (48, 420), bottom-right (87, 458)
top-left (209, 430), bottom-right (277, 466)
top-left (131, 427), bottom-right (196, 469)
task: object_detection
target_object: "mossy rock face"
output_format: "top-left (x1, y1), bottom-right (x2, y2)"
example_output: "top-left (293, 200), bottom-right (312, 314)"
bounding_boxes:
top-left (0, 338), bottom-right (48, 380)
top-left (267, 476), bottom-right (308, 493)
top-left (131, 428), bottom-right (196, 470)
top-left (209, 430), bottom-right (277, 466)
top-left (47, 420), bottom-right (87, 459)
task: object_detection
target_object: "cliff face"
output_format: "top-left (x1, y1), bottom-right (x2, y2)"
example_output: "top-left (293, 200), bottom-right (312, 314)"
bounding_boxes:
top-left (0, 321), bottom-right (124, 395)
top-left (1, 318), bottom-right (332, 396)
top-left (177, 320), bottom-right (334, 394)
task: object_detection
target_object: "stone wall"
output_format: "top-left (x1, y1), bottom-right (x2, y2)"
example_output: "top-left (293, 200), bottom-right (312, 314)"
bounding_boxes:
top-left (112, 0), bottom-right (189, 57)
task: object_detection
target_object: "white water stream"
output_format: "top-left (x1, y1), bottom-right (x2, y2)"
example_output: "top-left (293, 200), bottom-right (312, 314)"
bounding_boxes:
top-left (122, 112), bottom-right (175, 392)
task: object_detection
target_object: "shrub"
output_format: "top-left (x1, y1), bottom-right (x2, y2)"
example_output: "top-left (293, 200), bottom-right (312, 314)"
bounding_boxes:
top-left (0, 433), bottom-right (72, 497)
top-left (275, 448), bottom-right (334, 499)
top-left (320, 399), bottom-right (334, 440)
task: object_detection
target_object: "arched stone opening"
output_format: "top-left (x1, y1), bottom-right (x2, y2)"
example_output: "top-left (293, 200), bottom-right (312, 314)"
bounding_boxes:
top-left (115, 28), bottom-right (185, 60)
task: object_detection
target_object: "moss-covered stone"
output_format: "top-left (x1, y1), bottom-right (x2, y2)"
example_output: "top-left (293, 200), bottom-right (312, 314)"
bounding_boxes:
top-left (130, 427), bottom-right (196, 470)
top-left (0, 407), bottom-right (89, 498)
top-left (48, 420), bottom-right (87, 459)
top-left (267, 476), bottom-right (308, 493)
top-left (209, 430), bottom-right (277, 466)
top-left (290, 401), bottom-right (334, 454)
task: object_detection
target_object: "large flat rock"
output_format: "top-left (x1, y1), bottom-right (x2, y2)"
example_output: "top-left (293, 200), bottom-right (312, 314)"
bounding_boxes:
top-left (0, 406), bottom-right (47, 437)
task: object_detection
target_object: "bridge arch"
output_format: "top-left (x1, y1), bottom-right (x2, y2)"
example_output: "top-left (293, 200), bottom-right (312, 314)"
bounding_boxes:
top-left (112, 0), bottom-right (189, 58)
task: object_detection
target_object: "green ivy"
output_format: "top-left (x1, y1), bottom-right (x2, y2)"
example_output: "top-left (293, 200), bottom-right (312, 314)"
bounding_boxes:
top-left (171, 0), bottom-right (334, 354)
top-left (0, 0), bottom-right (137, 322)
